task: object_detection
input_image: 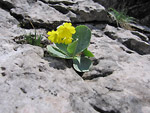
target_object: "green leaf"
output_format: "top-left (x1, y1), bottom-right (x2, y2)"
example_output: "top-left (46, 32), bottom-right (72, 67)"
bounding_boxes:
top-left (34, 30), bottom-right (37, 40)
top-left (47, 45), bottom-right (72, 59)
top-left (25, 34), bottom-right (33, 44)
top-left (67, 40), bottom-right (78, 56)
top-left (73, 56), bottom-right (92, 72)
top-left (55, 43), bottom-right (69, 56)
top-left (72, 25), bottom-right (91, 56)
top-left (36, 35), bottom-right (42, 46)
top-left (108, 8), bottom-right (136, 28)
top-left (83, 48), bottom-right (94, 57)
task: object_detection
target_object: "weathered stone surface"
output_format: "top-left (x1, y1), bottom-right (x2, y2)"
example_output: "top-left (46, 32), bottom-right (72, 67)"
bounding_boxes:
top-left (0, 37), bottom-right (98, 113)
top-left (67, 1), bottom-right (110, 22)
top-left (131, 31), bottom-right (149, 42)
top-left (83, 27), bottom-right (150, 113)
top-left (104, 25), bottom-right (150, 55)
top-left (41, 0), bottom-right (111, 23)
top-left (1, 0), bottom-right (110, 29)
top-left (41, 0), bottom-right (76, 4)
top-left (129, 23), bottom-right (150, 35)
top-left (94, 0), bottom-right (150, 27)
top-left (0, 8), bottom-right (19, 38)
top-left (10, 1), bottom-right (70, 29)
top-left (0, 0), bottom-right (150, 113)
top-left (0, 8), bottom-right (46, 39)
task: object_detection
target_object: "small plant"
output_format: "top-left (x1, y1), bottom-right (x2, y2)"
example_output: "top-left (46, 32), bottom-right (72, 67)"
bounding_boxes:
top-left (108, 8), bottom-right (136, 30)
top-left (24, 20), bottom-right (43, 47)
top-left (24, 31), bottom-right (43, 47)
top-left (47, 22), bottom-right (94, 72)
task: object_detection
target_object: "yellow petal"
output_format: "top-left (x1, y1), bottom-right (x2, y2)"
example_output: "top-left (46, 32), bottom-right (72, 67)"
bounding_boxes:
top-left (64, 22), bottom-right (72, 27)
top-left (69, 27), bottom-right (76, 34)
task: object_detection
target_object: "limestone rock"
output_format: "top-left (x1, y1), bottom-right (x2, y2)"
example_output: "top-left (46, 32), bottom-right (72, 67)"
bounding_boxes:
top-left (104, 25), bottom-right (150, 55)
top-left (67, 1), bottom-right (110, 22)
top-left (10, 1), bottom-right (70, 29)
top-left (94, 0), bottom-right (150, 27)
top-left (0, 37), bottom-right (98, 113)
top-left (0, 0), bottom-right (150, 113)
top-left (0, 8), bottom-right (19, 38)
top-left (83, 27), bottom-right (150, 113)
top-left (0, 0), bottom-right (110, 29)
top-left (0, 8), bottom-right (46, 39)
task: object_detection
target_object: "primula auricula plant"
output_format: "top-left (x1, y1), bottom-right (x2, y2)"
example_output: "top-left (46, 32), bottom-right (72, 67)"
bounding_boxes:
top-left (47, 22), bottom-right (94, 72)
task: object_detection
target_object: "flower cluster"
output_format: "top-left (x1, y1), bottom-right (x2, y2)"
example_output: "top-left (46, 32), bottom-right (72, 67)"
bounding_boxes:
top-left (47, 23), bottom-right (76, 45)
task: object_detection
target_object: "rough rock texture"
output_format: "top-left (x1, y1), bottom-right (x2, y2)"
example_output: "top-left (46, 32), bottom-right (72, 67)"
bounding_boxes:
top-left (93, 0), bottom-right (150, 27)
top-left (0, 7), bottom-right (46, 39)
top-left (83, 27), bottom-right (150, 113)
top-left (0, 37), bottom-right (98, 113)
top-left (0, 0), bottom-right (150, 113)
top-left (0, 0), bottom-right (110, 30)
top-left (104, 25), bottom-right (150, 55)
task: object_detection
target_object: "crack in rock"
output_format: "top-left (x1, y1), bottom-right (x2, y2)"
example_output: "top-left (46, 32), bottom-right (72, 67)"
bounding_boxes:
top-left (0, 0), bottom-right (14, 11)
top-left (91, 104), bottom-right (120, 113)
top-left (83, 69), bottom-right (113, 80)
top-left (39, 0), bottom-right (75, 5)
top-left (123, 39), bottom-right (150, 55)
top-left (20, 87), bottom-right (27, 94)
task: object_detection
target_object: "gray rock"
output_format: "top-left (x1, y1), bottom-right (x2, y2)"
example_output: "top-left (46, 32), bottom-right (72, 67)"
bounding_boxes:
top-left (0, 8), bottom-right (46, 39)
top-left (42, 0), bottom-right (111, 23)
top-left (131, 31), bottom-right (149, 42)
top-left (94, 0), bottom-right (150, 27)
top-left (129, 23), bottom-right (150, 36)
top-left (67, 1), bottom-right (110, 22)
top-left (0, 0), bottom-right (110, 29)
top-left (41, 0), bottom-right (76, 4)
top-left (104, 25), bottom-right (150, 55)
top-left (0, 0), bottom-right (150, 113)
top-left (0, 8), bottom-right (19, 38)
top-left (83, 28), bottom-right (150, 113)
top-left (0, 37), bottom-right (99, 113)
top-left (10, 1), bottom-right (70, 29)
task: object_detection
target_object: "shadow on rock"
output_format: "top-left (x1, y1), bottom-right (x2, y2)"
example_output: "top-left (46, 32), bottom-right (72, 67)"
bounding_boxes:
top-left (43, 56), bottom-right (72, 70)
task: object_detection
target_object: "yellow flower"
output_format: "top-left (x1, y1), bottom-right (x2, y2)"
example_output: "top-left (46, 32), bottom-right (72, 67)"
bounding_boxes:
top-left (47, 22), bottom-right (76, 44)
top-left (62, 37), bottom-right (72, 45)
top-left (47, 30), bottom-right (61, 44)
top-left (57, 23), bottom-right (76, 38)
